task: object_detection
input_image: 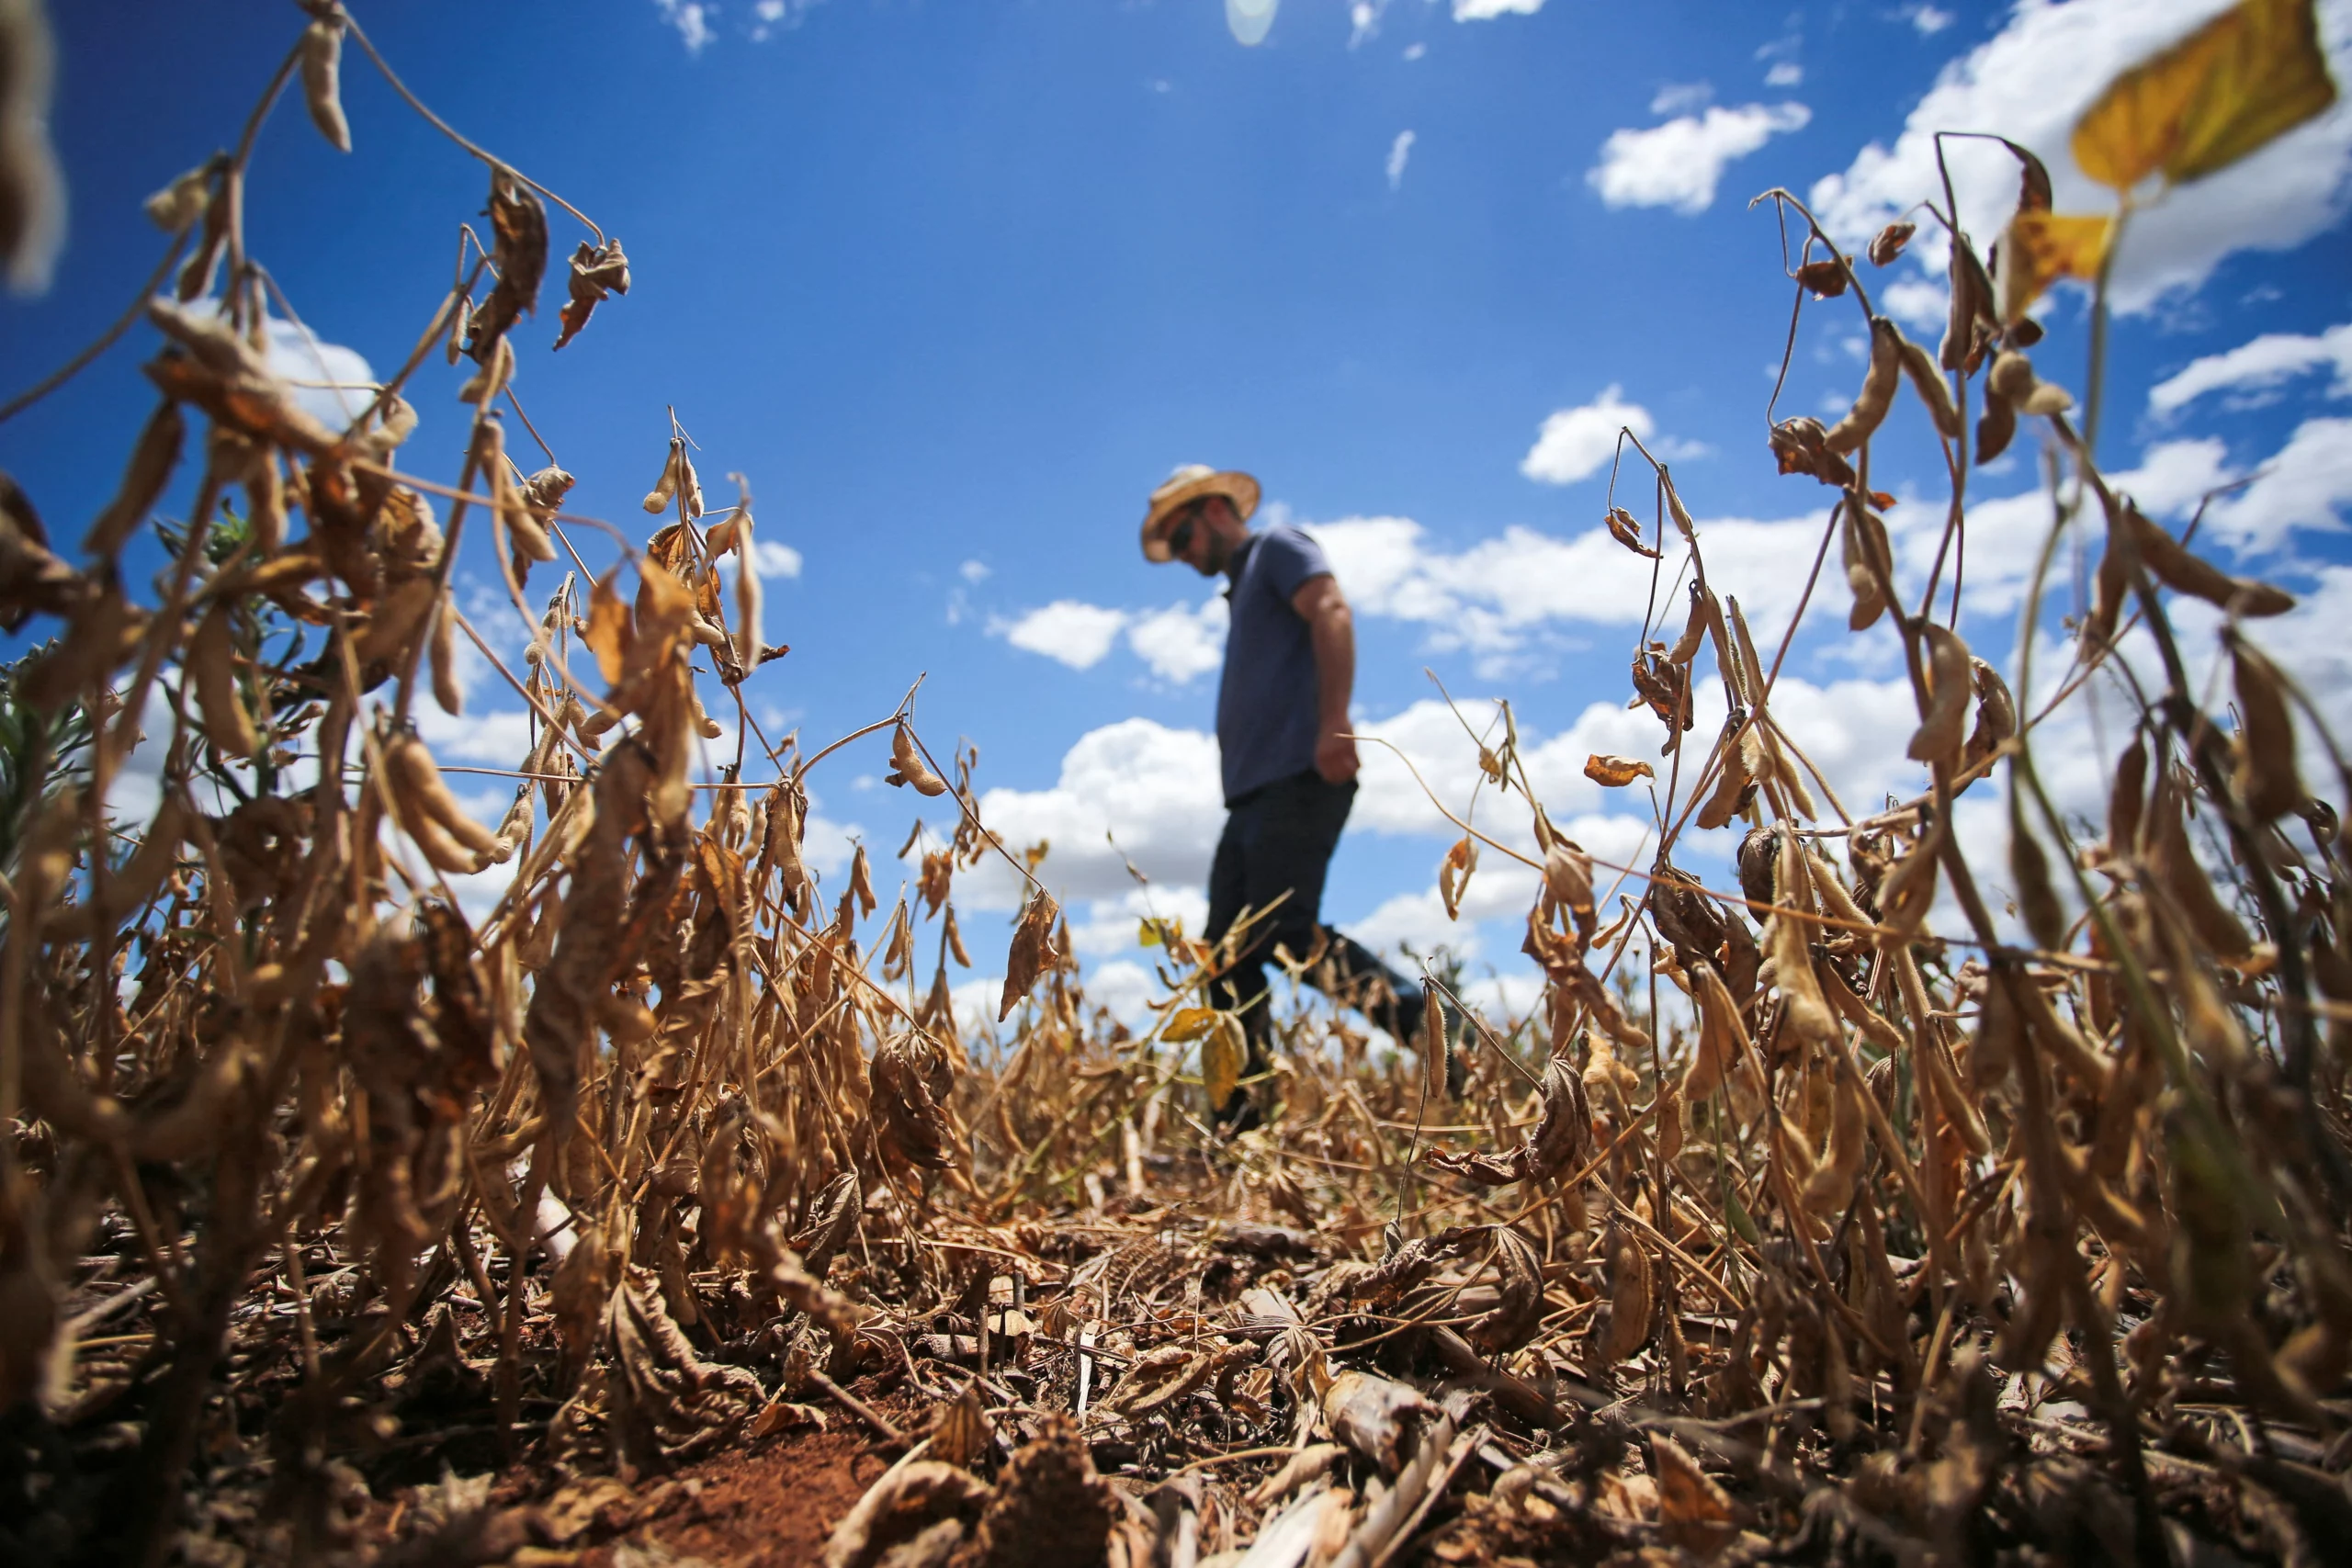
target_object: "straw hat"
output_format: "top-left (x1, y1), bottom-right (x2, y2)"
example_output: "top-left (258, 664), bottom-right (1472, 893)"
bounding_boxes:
top-left (1139, 464), bottom-right (1261, 562)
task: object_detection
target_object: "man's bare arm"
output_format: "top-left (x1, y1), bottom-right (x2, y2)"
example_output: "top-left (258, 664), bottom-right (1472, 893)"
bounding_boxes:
top-left (1292, 573), bottom-right (1358, 784)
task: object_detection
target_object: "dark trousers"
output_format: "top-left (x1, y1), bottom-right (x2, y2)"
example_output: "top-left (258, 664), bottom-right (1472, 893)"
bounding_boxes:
top-left (1204, 771), bottom-right (1423, 1072)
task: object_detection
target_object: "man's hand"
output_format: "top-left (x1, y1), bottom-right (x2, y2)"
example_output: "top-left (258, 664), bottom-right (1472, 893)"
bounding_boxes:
top-left (1315, 727), bottom-right (1359, 784)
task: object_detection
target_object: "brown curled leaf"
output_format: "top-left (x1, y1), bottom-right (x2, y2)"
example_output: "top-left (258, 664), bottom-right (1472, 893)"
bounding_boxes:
top-left (998, 886), bottom-right (1060, 1021)
top-left (1426, 1054), bottom-right (1589, 1187)
top-left (1584, 752), bottom-right (1655, 788)
top-left (1769, 415), bottom-right (1858, 490)
top-left (555, 237), bottom-right (630, 350)
top-left (1604, 504), bottom-right (1659, 558)
top-left (1867, 220), bottom-right (1916, 266)
top-left (465, 166), bottom-right (548, 364)
top-left (1793, 256), bottom-right (1848, 297)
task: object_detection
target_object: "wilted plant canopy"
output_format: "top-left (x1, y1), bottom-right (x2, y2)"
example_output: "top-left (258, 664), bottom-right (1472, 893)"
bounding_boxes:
top-left (2, 2), bottom-right (2352, 1566)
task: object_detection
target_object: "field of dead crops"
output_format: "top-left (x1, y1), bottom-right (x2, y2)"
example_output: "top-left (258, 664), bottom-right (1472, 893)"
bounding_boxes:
top-left (3, 2), bottom-right (2351, 1565)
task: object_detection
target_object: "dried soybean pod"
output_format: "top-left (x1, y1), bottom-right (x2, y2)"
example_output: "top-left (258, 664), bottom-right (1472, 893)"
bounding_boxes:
top-left (1596, 1222), bottom-right (1652, 1365)
top-left (1842, 505), bottom-right (1893, 631)
top-left (2010, 806), bottom-right (2068, 953)
top-left (1695, 724), bottom-right (1754, 830)
top-left (1906, 623), bottom-right (1973, 769)
top-left (1664, 476), bottom-right (1698, 546)
top-left (1772, 829), bottom-right (1836, 1047)
top-left (85, 400), bottom-right (184, 558)
top-left (429, 592), bottom-right (462, 717)
top-left (1976, 386), bottom-right (2018, 466)
top-left (1667, 582), bottom-right (1712, 665)
top-left (1941, 236), bottom-right (1994, 374)
top-left (1868, 220), bottom-right (1915, 266)
top-left (944, 902), bottom-right (972, 967)
top-left (401, 795), bottom-right (492, 876)
top-left (387, 734), bottom-right (501, 856)
top-left (299, 15), bottom-right (351, 153)
top-left (2151, 771), bottom-right (2252, 959)
top-left (241, 439), bottom-right (286, 554)
top-left (1962, 658), bottom-right (2016, 774)
top-left (1420, 985), bottom-right (1447, 1106)
top-left (2109, 732), bottom-right (2149, 859)
top-left (188, 604), bottom-right (258, 759)
top-left (1825, 317), bottom-right (1901, 455)
top-left (143, 161), bottom-right (213, 234)
top-left (1801, 1063), bottom-right (1868, 1215)
top-left (2230, 636), bottom-right (2303, 822)
top-left (2126, 504), bottom-right (2295, 617)
top-left (1874, 817), bottom-right (1944, 948)
top-left (730, 486), bottom-right (761, 673)
top-left (1898, 336), bottom-right (1961, 440)
top-left (642, 437), bottom-right (683, 514)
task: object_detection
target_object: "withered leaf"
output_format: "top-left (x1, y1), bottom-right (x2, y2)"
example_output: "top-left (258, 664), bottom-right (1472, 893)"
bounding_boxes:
top-left (554, 237), bottom-right (630, 350)
top-left (1867, 220), bottom-right (1916, 266)
top-left (1584, 752), bottom-right (1655, 787)
top-left (1793, 256), bottom-right (1849, 297)
top-left (465, 166), bottom-right (548, 364)
top-left (998, 886), bottom-right (1060, 1021)
top-left (1605, 504), bottom-right (1660, 558)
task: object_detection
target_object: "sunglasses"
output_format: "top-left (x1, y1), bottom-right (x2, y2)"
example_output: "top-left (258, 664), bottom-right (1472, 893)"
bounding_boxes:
top-left (1166, 502), bottom-right (1206, 558)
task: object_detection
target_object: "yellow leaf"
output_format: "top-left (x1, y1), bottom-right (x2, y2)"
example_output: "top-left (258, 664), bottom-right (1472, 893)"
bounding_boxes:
top-left (1137, 919), bottom-right (1160, 948)
top-left (1163, 1006), bottom-right (1219, 1043)
top-left (1202, 1016), bottom-right (1247, 1111)
top-left (1997, 211), bottom-right (2112, 322)
top-left (2074, 0), bottom-right (2338, 192)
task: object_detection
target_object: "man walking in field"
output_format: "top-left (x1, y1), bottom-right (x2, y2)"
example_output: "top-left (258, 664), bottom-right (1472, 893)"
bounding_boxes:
top-left (1140, 465), bottom-right (1457, 1130)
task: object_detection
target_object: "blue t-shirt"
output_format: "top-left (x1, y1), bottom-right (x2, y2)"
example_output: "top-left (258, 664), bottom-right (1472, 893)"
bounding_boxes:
top-left (1216, 525), bottom-right (1334, 805)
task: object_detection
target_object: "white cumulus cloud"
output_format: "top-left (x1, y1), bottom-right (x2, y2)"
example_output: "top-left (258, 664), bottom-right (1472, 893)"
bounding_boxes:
top-left (1765, 61), bottom-right (1804, 87)
top-left (1520, 384), bottom-right (1655, 484)
top-left (1304, 503), bottom-right (1835, 673)
top-left (965, 719), bottom-right (1226, 907)
top-left (654, 0), bottom-right (714, 51)
top-left (1810, 0), bottom-right (2352, 314)
top-left (1651, 82), bottom-right (1713, 116)
top-left (752, 538), bottom-right (803, 579)
top-left (2149, 321), bottom-right (2352, 415)
top-left (1453, 0), bottom-right (1544, 17)
top-left (2206, 416), bottom-right (2352, 555)
top-left (1126, 596), bottom-right (1229, 683)
top-left (1589, 102), bottom-right (1812, 215)
top-left (994, 601), bottom-right (1129, 669)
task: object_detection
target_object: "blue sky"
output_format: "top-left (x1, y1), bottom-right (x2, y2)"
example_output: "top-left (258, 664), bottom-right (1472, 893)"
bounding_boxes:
top-left (6, 0), bottom-right (2351, 1031)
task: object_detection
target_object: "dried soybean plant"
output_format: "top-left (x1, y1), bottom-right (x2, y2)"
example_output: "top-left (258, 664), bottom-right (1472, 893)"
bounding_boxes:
top-left (4, 3), bottom-right (2352, 1567)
